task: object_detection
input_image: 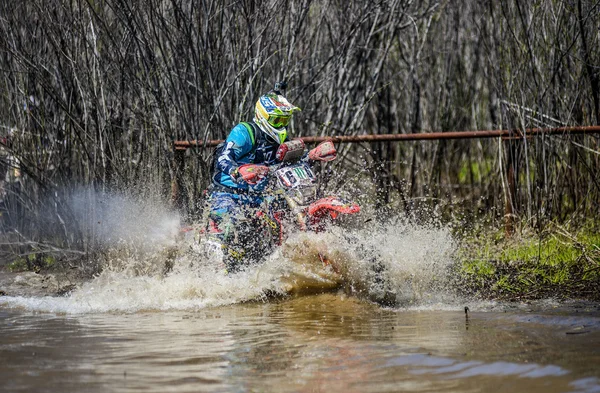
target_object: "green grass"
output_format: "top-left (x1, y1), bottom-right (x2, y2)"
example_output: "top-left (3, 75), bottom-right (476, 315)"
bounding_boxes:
top-left (456, 222), bottom-right (600, 300)
top-left (6, 253), bottom-right (57, 273)
top-left (7, 258), bottom-right (29, 272)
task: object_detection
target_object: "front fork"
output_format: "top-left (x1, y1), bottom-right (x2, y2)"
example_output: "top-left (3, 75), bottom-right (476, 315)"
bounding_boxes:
top-left (284, 194), bottom-right (308, 231)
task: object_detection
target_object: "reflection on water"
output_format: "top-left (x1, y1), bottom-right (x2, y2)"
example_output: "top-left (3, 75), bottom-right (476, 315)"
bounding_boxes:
top-left (1, 294), bottom-right (600, 393)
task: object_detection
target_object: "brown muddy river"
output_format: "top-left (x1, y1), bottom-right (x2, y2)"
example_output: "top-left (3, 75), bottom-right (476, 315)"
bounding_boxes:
top-left (1, 294), bottom-right (599, 393)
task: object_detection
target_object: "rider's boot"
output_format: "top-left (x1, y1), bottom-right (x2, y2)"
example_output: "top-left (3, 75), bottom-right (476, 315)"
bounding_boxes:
top-left (222, 243), bottom-right (246, 273)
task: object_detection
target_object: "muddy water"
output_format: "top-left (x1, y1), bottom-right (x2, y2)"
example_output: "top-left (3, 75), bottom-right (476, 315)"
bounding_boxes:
top-left (1, 221), bottom-right (599, 392)
top-left (1, 295), bottom-right (599, 393)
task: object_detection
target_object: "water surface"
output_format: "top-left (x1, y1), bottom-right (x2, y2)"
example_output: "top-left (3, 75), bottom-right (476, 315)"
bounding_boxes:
top-left (2, 295), bottom-right (599, 393)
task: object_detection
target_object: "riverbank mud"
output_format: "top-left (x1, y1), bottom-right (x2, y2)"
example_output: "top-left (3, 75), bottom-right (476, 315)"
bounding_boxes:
top-left (0, 270), bottom-right (82, 298)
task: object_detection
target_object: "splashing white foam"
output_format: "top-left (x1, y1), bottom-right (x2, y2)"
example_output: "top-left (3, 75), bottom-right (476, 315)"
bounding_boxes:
top-left (68, 189), bottom-right (182, 252)
top-left (0, 218), bottom-right (457, 314)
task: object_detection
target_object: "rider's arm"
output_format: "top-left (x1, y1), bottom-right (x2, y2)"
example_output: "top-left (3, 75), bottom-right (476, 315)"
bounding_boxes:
top-left (216, 124), bottom-right (254, 181)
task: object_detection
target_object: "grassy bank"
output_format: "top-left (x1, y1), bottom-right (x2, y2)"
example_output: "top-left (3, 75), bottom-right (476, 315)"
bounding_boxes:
top-left (455, 221), bottom-right (600, 301)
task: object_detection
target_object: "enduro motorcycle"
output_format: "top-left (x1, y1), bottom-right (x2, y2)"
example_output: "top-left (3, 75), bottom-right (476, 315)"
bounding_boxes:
top-left (197, 140), bottom-right (362, 273)
top-left (175, 140), bottom-right (396, 306)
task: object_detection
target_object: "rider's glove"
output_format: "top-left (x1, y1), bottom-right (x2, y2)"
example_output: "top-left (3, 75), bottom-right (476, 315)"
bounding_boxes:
top-left (232, 164), bottom-right (269, 185)
top-left (308, 141), bottom-right (337, 162)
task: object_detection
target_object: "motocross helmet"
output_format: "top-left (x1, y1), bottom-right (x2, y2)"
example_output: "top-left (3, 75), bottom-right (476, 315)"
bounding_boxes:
top-left (254, 92), bottom-right (300, 144)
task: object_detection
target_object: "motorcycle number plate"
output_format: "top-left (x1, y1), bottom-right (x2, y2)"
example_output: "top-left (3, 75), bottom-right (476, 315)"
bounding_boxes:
top-left (276, 165), bottom-right (315, 188)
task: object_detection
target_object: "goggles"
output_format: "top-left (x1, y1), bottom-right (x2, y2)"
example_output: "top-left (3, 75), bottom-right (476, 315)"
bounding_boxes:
top-left (267, 115), bottom-right (291, 129)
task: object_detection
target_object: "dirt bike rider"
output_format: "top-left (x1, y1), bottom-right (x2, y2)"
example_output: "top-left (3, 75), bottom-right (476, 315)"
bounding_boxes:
top-left (208, 82), bottom-right (303, 271)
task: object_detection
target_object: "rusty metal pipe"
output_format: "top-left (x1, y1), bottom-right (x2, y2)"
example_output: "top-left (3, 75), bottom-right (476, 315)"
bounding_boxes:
top-left (174, 126), bottom-right (600, 149)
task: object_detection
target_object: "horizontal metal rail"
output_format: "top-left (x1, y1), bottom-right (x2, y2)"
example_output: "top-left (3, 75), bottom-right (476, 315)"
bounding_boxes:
top-left (174, 125), bottom-right (600, 149)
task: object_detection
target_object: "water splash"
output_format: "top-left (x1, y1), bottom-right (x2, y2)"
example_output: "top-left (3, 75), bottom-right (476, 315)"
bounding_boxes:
top-left (68, 189), bottom-right (181, 252)
top-left (284, 220), bottom-right (457, 306)
top-left (0, 214), bottom-right (459, 314)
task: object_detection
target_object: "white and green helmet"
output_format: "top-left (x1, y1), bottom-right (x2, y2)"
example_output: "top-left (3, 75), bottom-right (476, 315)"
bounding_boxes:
top-left (254, 93), bottom-right (301, 144)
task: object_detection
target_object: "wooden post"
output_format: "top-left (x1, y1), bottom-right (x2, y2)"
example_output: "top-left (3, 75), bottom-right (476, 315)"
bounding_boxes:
top-left (504, 139), bottom-right (517, 237)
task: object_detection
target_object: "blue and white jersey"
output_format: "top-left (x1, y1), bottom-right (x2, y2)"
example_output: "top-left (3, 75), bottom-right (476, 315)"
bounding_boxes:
top-left (214, 122), bottom-right (285, 191)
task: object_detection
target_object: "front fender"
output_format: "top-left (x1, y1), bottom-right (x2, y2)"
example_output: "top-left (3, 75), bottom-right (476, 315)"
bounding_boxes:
top-left (307, 197), bottom-right (360, 219)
